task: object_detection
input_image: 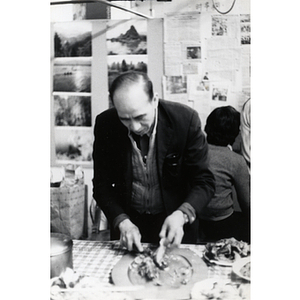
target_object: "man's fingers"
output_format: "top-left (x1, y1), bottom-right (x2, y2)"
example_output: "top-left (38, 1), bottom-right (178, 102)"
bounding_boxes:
top-left (159, 223), bottom-right (167, 240)
top-left (132, 235), bottom-right (143, 252)
top-left (171, 229), bottom-right (184, 247)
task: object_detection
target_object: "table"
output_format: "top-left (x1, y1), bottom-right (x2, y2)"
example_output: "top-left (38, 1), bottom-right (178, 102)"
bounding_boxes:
top-left (72, 240), bottom-right (234, 284)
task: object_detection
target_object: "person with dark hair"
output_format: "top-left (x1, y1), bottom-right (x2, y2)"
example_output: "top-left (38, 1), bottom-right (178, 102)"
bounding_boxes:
top-left (199, 106), bottom-right (250, 243)
top-left (92, 71), bottom-right (215, 251)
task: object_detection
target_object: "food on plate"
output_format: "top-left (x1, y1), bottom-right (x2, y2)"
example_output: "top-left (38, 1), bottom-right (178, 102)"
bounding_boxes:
top-left (129, 248), bottom-right (193, 287)
top-left (204, 238), bottom-right (250, 264)
top-left (191, 279), bottom-right (250, 300)
top-left (50, 268), bottom-right (133, 300)
top-left (232, 257), bottom-right (251, 281)
top-left (240, 262), bottom-right (250, 278)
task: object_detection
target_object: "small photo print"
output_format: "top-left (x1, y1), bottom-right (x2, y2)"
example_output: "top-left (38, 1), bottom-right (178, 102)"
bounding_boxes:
top-left (53, 22), bottom-right (92, 57)
top-left (240, 14), bottom-right (251, 45)
top-left (54, 94), bottom-right (91, 127)
top-left (212, 87), bottom-right (228, 101)
top-left (107, 55), bottom-right (148, 88)
top-left (53, 58), bottom-right (91, 93)
top-left (55, 128), bottom-right (93, 163)
top-left (212, 16), bottom-right (228, 36)
top-left (165, 76), bottom-right (187, 94)
top-left (186, 46), bottom-right (201, 60)
top-left (106, 19), bottom-right (147, 55)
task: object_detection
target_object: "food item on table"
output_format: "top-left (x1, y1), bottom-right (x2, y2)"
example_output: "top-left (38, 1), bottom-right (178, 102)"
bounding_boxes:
top-left (204, 238), bottom-right (250, 264)
top-left (50, 268), bottom-right (133, 300)
top-left (240, 261), bottom-right (250, 278)
top-left (129, 248), bottom-right (193, 287)
top-left (191, 279), bottom-right (250, 300)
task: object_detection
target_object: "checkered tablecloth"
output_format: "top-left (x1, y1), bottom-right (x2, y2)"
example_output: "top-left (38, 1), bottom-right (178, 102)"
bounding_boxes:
top-left (72, 240), bottom-right (233, 284)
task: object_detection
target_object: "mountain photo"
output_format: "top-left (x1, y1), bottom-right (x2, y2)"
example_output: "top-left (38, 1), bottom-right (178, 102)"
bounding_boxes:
top-left (107, 19), bottom-right (147, 55)
top-left (54, 22), bottom-right (92, 57)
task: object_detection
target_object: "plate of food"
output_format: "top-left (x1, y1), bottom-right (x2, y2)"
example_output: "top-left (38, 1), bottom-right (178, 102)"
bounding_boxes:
top-left (232, 257), bottom-right (251, 281)
top-left (190, 278), bottom-right (250, 300)
top-left (111, 247), bottom-right (208, 300)
top-left (202, 238), bottom-right (250, 266)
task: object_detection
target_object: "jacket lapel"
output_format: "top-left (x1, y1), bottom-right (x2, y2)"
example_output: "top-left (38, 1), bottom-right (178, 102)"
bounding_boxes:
top-left (156, 102), bottom-right (174, 178)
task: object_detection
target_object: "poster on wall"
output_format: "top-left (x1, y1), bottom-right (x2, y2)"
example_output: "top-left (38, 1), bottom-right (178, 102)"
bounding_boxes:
top-left (164, 12), bottom-right (201, 43)
top-left (54, 127), bottom-right (93, 164)
top-left (53, 94), bottom-right (91, 127)
top-left (53, 22), bottom-right (92, 57)
top-left (106, 19), bottom-right (147, 55)
top-left (53, 58), bottom-right (91, 92)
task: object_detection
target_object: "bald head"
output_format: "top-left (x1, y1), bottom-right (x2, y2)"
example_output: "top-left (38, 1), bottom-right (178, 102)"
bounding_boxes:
top-left (109, 71), bottom-right (154, 104)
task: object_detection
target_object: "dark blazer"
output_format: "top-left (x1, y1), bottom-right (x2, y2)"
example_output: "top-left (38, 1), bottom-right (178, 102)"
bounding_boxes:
top-left (92, 100), bottom-right (215, 239)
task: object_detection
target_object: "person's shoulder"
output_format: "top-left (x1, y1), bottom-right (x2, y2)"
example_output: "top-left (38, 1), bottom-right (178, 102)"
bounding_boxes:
top-left (159, 99), bottom-right (197, 118)
top-left (229, 150), bottom-right (248, 167)
top-left (96, 107), bottom-right (118, 121)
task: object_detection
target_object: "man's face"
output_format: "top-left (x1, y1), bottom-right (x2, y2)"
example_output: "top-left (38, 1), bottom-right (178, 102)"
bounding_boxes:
top-left (113, 83), bottom-right (158, 136)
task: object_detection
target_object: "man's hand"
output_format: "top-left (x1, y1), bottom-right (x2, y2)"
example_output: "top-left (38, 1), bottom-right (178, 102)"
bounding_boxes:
top-left (118, 219), bottom-right (144, 252)
top-left (159, 210), bottom-right (186, 247)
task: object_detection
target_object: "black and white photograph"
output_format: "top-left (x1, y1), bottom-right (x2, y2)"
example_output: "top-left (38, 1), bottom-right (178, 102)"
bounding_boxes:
top-left (55, 127), bottom-right (93, 163)
top-left (54, 22), bottom-right (92, 57)
top-left (106, 19), bottom-right (147, 55)
top-left (107, 55), bottom-right (148, 87)
top-left (53, 58), bottom-right (91, 92)
top-left (48, 1), bottom-right (255, 300)
top-left (165, 75), bottom-right (187, 94)
top-left (53, 94), bottom-right (91, 127)
top-left (240, 14), bottom-right (251, 45)
top-left (212, 87), bottom-right (228, 101)
top-left (186, 46), bottom-right (201, 60)
top-left (212, 16), bottom-right (228, 36)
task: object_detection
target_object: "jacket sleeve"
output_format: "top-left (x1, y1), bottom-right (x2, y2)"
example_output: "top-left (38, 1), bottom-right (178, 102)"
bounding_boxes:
top-left (182, 111), bottom-right (215, 215)
top-left (92, 113), bottom-right (128, 227)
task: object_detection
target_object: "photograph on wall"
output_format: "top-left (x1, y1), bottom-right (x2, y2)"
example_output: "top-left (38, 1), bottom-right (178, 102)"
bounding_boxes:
top-left (212, 16), bottom-right (228, 36)
top-left (186, 45), bottom-right (201, 60)
top-left (194, 72), bottom-right (210, 92)
top-left (55, 127), bottom-right (93, 164)
top-left (165, 75), bottom-right (187, 94)
top-left (53, 22), bottom-right (92, 57)
top-left (240, 14), bottom-right (251, 45)
top-left (212, 87), bottom-right (228, 101)
top-left (53, 58), bottom-right (91, 92)
top-left (107, 55), bottom-right (148, 87)
top-left (53, 94), bottom-right (91, 127)
top-left (106, 19), bottom-right (147, 55)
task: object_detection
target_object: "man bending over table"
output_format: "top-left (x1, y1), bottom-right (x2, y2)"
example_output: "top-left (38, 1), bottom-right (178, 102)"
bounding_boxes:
top-left (92, 71), bottom-right (215, 252)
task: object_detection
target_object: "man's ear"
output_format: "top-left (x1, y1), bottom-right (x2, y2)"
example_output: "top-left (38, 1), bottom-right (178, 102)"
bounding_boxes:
top-left (153, 93), bottom-right (159, 107)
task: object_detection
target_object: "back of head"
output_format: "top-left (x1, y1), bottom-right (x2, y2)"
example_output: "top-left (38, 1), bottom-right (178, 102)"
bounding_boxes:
top-left (205, 106), bottom-right (240, 146)
top-left (109, 71), bottom-right (154, 104)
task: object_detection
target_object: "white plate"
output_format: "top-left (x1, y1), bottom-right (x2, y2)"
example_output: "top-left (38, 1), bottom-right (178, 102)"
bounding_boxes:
top-left (232, 257), bottom-right (251, 281)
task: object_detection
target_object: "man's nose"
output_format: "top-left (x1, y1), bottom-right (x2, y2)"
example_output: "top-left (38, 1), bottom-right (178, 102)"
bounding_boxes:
top-left (130, 120), bottom-right (141, 133)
